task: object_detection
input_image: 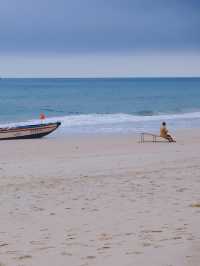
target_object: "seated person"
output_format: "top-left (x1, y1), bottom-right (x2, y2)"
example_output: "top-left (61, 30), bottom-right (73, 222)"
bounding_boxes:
top-left (160, 122), bottom-right (175, 142)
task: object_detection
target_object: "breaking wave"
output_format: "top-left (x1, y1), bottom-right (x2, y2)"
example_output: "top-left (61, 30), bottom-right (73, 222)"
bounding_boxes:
top-left (1, 112), bottom-right (200, 136)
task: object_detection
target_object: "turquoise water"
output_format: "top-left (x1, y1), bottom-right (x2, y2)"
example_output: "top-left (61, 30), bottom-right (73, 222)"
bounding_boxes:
top-left (0, 78), bottom-right (200, 135)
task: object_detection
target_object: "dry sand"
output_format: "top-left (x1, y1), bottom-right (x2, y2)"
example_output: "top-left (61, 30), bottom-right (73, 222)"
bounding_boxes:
top-left (0, 130), bottom-right (200, 266)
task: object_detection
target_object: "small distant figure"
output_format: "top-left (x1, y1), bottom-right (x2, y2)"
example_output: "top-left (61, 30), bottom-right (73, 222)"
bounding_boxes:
top-left (40, 113), bottom-right (46, 122)
top-left (160, 122), bottom-right (175, 142)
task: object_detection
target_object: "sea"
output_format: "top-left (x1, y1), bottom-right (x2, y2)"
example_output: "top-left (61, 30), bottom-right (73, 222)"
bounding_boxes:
top-left (0, 77), bottom-right (200, 137)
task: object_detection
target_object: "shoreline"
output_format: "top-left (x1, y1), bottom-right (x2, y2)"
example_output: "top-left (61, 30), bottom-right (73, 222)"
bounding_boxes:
top-left (2, 111), bottom-right (200, 137)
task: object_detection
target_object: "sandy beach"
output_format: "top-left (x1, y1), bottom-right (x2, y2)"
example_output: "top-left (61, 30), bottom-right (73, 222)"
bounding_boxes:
top-left (0, 130), bottom-right (200, 266)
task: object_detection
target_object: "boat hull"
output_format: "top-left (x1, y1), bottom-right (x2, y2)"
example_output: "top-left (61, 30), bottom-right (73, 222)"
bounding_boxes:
top-left (0, 122), bottom-right (61, 140)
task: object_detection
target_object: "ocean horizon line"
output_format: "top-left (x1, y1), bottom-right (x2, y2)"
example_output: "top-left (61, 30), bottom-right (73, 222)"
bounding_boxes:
top-left (1, 76), bottom-right (200, 80)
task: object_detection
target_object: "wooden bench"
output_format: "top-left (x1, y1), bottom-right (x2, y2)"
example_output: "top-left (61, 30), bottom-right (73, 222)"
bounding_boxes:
top-left (140, 132), bottom-right (170, 143)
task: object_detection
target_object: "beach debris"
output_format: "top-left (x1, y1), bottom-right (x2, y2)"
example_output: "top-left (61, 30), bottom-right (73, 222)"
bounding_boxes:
top-left (190, 203), bottom-right (200, 208)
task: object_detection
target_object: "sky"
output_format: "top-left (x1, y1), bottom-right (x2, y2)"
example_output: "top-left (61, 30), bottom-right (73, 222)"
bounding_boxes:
top-left (0, 0), bottom-right (200, 77)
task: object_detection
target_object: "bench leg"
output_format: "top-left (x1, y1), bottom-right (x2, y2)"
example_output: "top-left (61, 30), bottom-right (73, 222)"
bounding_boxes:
top-left (140, 133), bottom-right (144, 143)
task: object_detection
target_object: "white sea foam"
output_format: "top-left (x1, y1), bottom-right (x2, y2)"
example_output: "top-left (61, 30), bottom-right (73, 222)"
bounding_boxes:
top-left (1, 112), bottom-right (200, 135)
top-left (52, 112), bottom-right (200, 125)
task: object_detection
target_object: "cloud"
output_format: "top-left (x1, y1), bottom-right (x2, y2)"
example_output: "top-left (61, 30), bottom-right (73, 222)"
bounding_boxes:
top-left (0, 0), bottom-right (199, 54)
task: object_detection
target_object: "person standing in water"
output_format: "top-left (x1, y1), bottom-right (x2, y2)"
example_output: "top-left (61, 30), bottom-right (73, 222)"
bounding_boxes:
top-left (160, 122), bottom-right (175, 142)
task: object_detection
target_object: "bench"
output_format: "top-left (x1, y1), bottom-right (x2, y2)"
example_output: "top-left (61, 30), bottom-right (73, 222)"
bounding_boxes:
top-left (140, 132), bottom-right (170, 143)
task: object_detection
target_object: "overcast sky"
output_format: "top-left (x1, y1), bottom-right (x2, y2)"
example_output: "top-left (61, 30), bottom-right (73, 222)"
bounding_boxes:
top-left (0, 0), bottom-right (200, 77)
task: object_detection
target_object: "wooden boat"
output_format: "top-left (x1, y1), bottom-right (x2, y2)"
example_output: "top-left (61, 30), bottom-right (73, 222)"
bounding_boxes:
top-left (0, 121), bottom-right (61, 140)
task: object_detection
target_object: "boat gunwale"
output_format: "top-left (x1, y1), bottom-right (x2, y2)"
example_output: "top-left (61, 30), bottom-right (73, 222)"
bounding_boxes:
top-left (0, 122), bottom-right (61, 133)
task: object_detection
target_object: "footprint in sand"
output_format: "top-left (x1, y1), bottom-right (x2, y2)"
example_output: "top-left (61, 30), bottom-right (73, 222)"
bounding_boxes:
top-left (97, 245), bottom-right (111, 251)
top-left (143, 242), bottom-right (152, 247)
top-left (172, 236), bottom-right (182, 240)
top-left (32, 206), bottom-right (45, 211)
top-left (66, 234), bottom-right (76, 240)
top-left (61, 251), bottom-right (73, 256)
top-left (154, 244), bottom-right (163, 248)
top-left (85, 256), bottom-right (96, 259)
top-left (0, 243), bottom-right (8, 248)
top-left (6, 250), bottom-right (19, 255)
top-left (30, 240), bottom-right (46, 246)
top-left (125, 232), bottom-right (135, 236)
top-left (37, 246), bottom-right (55, 251)
top-left (126, 251), bottom-right (143, 255)
top-left (17, 255), bottom-right (32, 260)
top-left (98, 233), bottom-right (112, 241)
top-left (40, 228), bottom-right (48, 232)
